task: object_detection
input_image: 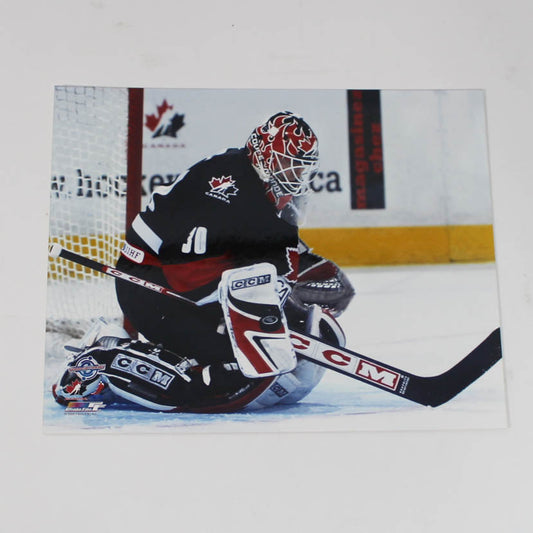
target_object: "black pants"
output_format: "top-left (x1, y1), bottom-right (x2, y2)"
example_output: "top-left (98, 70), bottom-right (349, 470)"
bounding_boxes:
top-left (115, 257), bottom-right (234, 365)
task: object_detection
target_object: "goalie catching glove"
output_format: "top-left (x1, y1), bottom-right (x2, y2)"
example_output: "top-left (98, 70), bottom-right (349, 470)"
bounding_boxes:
top-left (291, 240), bottom-right (355, 317)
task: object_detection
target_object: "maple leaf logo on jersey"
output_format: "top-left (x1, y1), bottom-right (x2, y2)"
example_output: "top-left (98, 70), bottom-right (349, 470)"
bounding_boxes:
top-left (285, 247), bottom-right (299, 282)
top-left (145, 99), bottom-right (185, 138)
top-left (205, 175), bottom-right (239, 204)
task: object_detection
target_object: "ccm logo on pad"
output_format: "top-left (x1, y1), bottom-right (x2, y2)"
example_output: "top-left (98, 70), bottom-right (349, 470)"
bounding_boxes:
top-left (231, 274), bottom-right (271, 291)
top-left (111, 355), bottom-right (175, 390)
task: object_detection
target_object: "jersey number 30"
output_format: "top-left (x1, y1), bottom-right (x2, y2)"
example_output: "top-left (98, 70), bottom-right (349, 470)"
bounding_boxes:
top-left (181, 226), bottom-right (207, 254)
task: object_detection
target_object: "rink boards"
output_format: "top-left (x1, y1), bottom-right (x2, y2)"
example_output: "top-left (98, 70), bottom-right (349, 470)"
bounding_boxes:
top-left (49, 88), bottom-right (495, 268)
top-left (141, 89), bottom-right (495, 265)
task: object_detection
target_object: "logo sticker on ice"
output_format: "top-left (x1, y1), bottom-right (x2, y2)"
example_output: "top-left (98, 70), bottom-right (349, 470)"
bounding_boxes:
top-left (65, 401), bottom-right (106, 414)
top-left (205, 175), bottom-right (239, 204)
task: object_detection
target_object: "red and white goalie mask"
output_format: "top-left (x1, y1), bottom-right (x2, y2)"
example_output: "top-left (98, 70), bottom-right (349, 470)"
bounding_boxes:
top-left (246, 112), bottom-right (319, 203)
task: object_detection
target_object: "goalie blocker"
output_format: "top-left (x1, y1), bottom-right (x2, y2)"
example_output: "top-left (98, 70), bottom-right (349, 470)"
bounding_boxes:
top-left (219, 263), bottom-right (297, 378)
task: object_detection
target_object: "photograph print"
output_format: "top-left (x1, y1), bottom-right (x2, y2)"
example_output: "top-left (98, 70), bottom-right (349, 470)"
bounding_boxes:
top-left (43, 87), bottom-right (507, 433)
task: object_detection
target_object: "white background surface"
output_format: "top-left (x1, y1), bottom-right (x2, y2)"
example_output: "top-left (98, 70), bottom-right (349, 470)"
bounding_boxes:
top-left (1, 1), bottom-right (532, 531)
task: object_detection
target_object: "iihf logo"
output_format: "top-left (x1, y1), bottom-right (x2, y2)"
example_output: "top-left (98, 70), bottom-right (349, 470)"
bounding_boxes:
top-left (205, 175), bottom-right (239, 204)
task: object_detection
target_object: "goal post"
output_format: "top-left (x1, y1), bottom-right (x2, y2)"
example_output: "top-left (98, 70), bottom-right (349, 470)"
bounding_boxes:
top-left (46, 86), bottom-right (143, 337)
top-left (126, 88), bottom-right (144, 230)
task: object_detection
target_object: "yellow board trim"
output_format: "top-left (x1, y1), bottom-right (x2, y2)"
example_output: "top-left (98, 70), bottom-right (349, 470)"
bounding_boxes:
top-left (299, 225), bottom-right (495, 266)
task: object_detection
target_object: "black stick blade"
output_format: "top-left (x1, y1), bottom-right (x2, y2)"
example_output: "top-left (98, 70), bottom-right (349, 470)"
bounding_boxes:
top-left (404, 328), bottom-right (502, 407)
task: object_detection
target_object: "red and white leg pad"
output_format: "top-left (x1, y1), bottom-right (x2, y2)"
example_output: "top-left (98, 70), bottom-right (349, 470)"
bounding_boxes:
top-left (245, 305), bottom-right (346, 409)
top-left (219, 263), bottom-right (297, 378)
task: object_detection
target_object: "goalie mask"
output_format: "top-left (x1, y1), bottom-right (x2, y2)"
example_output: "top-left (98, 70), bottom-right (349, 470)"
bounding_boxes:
top-left (246, 112), bottom-right (319, 202)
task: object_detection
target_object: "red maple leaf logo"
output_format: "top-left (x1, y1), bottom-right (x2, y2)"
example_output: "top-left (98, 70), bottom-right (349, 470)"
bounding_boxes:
top-left (210, 176), bottom-right (230, 188)
top-left (65, 379), bottom-right (82, 395)
top-left (285, 247), bottom-right (299, 282)
top-left (145, 99), bottom-right (174, 132)
top-left (209, 176), bottom-right (238, 197)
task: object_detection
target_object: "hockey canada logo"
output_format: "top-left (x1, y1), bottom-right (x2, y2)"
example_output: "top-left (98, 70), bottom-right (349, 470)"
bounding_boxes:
top-left (145, 99), bottom-right (185, 139)
top-left (205, 175), bottom-right (239, 204)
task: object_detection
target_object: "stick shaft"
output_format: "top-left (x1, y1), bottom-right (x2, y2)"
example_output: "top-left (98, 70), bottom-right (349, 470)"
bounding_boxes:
top-left (49, 245), bottom-right (197, 306)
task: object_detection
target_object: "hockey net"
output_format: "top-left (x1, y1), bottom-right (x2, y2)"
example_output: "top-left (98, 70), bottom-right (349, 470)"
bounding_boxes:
top-left (46, 86), bottom-right (142, 339)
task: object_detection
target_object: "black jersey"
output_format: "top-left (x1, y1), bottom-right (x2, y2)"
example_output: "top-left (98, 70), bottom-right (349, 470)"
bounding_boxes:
top-left (120, 148), bottom-right (299, 301)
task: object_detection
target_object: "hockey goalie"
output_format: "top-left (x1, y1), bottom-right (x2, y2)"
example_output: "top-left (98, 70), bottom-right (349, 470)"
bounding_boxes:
top-left (53, 112), bottom-right (355, 413)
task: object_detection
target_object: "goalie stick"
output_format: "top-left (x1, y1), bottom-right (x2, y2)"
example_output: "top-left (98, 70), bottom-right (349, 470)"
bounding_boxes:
top-left (289, 328), bottom-right (501, 407)
top-left (48, 244), bottom-right (502, 407)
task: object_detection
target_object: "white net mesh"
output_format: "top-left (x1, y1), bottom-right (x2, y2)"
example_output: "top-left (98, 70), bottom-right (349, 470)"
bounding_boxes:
top-left (47, 86), bottom-right (130, 337)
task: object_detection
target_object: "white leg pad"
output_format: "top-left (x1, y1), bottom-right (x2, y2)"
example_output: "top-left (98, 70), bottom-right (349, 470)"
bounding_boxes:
top-left (219, 263), bottom-right (297, 378)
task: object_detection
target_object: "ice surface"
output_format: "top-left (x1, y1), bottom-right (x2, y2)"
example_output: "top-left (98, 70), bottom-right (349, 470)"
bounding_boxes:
top-left (43, 262), bottom-right (507, 434)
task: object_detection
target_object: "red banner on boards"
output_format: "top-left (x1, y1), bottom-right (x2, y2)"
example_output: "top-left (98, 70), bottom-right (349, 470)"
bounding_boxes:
top-left (347, 90), bottom-right (385, 209)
